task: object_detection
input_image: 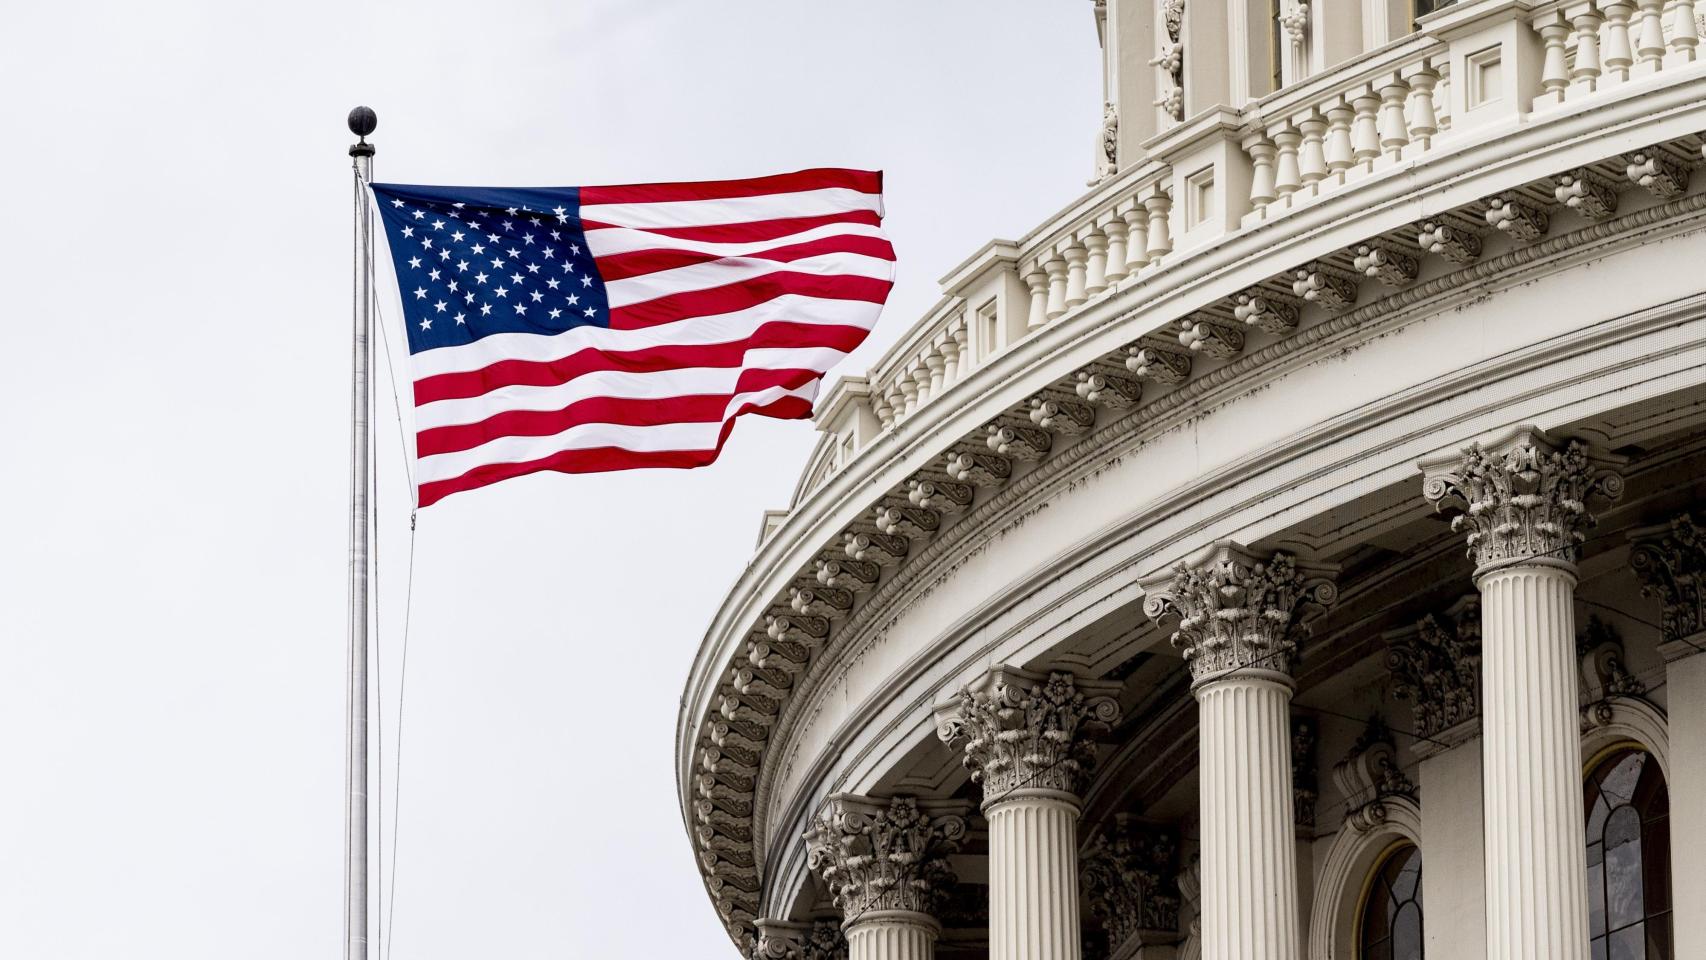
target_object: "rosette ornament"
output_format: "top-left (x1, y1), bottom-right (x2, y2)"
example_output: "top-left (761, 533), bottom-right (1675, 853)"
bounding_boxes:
top-left (803, 795), bottom-right (969, 920)
top-left (1139, 543), bottom-right (1338, 685)
top-left (933, 666), bottom-right (1122, 805)
top-left (1420, 426), bottom-right (1625, 572)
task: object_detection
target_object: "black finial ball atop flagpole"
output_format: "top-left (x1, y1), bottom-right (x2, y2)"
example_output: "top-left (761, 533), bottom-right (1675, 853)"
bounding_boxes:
top-left (348, 106), bottom-right (377, 158)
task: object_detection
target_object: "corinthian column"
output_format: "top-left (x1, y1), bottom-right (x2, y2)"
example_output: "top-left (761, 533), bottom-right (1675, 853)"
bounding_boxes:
top-left (1420, 426), bottom-right (1624, 960)
top-left (804, 795), bottom-right (968, 960)
top-left (935, 668), bottom-right (1121, 960)
top-left (1140, 544), bottom-right (1337, 960)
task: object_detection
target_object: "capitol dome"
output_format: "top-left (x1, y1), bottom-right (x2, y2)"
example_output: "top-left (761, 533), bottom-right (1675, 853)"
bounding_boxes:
top-left (677, 2), bottom-right (1706, 959)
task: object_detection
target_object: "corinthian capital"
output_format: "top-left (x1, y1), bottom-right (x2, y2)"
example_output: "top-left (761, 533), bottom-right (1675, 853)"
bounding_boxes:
top-left (750, 919), bottom-right (847, 960)
top-left (1080, 817), bottom-right (1181, 954)
top-left (1419, 426), bottom-right (1624, 572)
top-left (934, 666), bottom-right (1122, 805)
top-left (1138, 543), bottom-right (1338, 685)
top-left (1630, 513), bottom-right (1706, 651)
top-left (804, 795), bottom-right (968, 921)
top-left (1385, 595), bottom-right (1481, 742)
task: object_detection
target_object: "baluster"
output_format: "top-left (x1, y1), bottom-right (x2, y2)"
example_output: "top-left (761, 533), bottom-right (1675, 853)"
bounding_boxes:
top-left (1670, 0), bottom-right (1699, 64)
top-left (1024, 266), bottom-right (1049, 332)
top-left (1044, 255), bottom-right (1069, 321)
top-left (1244, 132), bottom-right (1278, 210)
top-left (1407, 66), bottom-right (1440, 150)
top-left (1602, 0), bottom-right (1635, 80)
top-left (1145, 189), bottom-right (1173, 260)
top-left (1534, 15), bottom-right (1573, 103)
top-left (1634, 0), bottom-right (1667, 70)
top-left (912, 362), bottom-right (934, 410)
top-left (924, 344), bottom-right (945, 398)
top-left (897, 377), bottom-right (918, 419)
top-left (946, 321), bottom-right (967, 383)
top-left (1083, 228), bottom-right (1109, 297)
top-left (1378, 76), bottom-right (1411, 159)
top-left (1326, 100), bottom-right (1356, 180)
top-left (1063, 242), bottom-right (1089, 308)
top-left (1124, 204), bottom-right (1152, 272)
top-left (1351, 88), bottom-right (1382, 167)
top-left (1273, 125), bottom-right (1304, 197)
top-left (1103, 216), bottom-right (1131, 283)
top-left (1299, 112), bottom-right (1329, 189)
top-left (872, 389), bottom-right (894, 429)
top-left (1569, 3), bottom-right (1605, 92)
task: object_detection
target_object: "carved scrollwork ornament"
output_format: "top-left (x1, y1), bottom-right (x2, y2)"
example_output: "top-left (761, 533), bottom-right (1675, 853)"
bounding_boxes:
top-left (1332, 717), bottom-right (1417, 833)
top-left (1233, 290), bottom-right (1299, 335)
top-left (1176, 315), bottom-right (1246, 358)
top-left (1420, 427), bottom-right (1624, 572)
top-left (1484, 194), bottom-right (1550, 241)
top-left (1140, 545), bottom-right (1338, 684)
top-left (935, 668), bottom-right (1122, 804)
top-left (1578, 615), bottom-right (1647, 699)
top-left (1629, 512), bottom-right (1706, 646)
top-left (1080, 820), bottom-right (1182, 952)
top-left (1554, 169), bottom-right (1619, 220)
top-left (803, 795), bottom-right (967, 919)
top-left (1075, 368), bottom-right (1144, 407)
top-left (1386, 597), bottom-right (1481, 740)
top-left (1416, 219), bottom-right (1482, 263)
top-left (1293, 716), bottom-right (1319, 829)
top-left (1125, 342), bottom-right (1193, 383)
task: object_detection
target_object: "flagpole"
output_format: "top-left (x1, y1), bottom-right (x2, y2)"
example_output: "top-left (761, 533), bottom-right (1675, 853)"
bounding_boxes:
top-left (345, 105), bottom-right (377, 960)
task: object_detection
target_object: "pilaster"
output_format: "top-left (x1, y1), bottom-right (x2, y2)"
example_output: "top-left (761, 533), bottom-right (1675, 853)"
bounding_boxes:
top-left (1080, 817), bottom-right (1183, 959)
top-left (1420, 425), bottom-right (1625, 960)
top-left (1140, 543), bottom-right (1337, 960)
top-left (1628, 513), bottom-right (1706, 954)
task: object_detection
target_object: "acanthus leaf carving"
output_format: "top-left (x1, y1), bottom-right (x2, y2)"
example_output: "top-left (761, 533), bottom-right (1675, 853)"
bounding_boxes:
top-left (1629, 512), bottom-right (1706, 648)
top-left (1386, 595), bottom-right (1482, 740)
top-left (1139, 544), bottom-right (1338, 683)
top-left (804, 795), bottom-right (968, 919)
top-left (934, 666), bottom-right (1122, 803)
top-left (1332, 717), bottom-right (1417, 833)
top-left (1233, 290), bottom-right (1300, 335)
top-left (1420, 426), bottom-right (1624, 570)
top-left (1081, 817), bottom-right (1182, 953)
top-left (1416, 219), bottom-right (1482, 263)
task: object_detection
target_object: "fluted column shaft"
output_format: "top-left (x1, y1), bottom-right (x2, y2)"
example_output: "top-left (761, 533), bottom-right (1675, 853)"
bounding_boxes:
top-left (846, 913), bottom-right (938, 960)
top-left (1196, 675), bottom-right (1299, 960)
top-left (1421, 427), bottom-right (1622, 960)
top-left (986, 793), bottom-right (1082, 960)
top-left (1477, 561), bottom-right (1589, 960)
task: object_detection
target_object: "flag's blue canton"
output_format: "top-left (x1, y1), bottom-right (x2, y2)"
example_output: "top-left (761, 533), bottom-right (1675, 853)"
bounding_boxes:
top-left (371, 184), bottom-right (611, 355)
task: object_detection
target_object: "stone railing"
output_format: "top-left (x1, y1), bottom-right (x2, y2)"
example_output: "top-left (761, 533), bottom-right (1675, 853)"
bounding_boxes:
top-left (785, 0), bottom-right (1705, 510)
top-left (1237, 34), bottom-right (1450, 223)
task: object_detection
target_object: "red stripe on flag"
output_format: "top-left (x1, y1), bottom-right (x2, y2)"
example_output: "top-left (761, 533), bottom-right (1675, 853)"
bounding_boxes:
top-left (594, 233), bottom-right (896, 283)
top-left (417, 368), bottom-right (821, 459)
top-left (578, 169), bottom-right (881, 205)
top-left (414, 322), bottom-right (872, 406)
top-left (416, 394), bottom-right (814, 507)
top-left (610, 273), bottom-right (892, 330)
top-left (581, 209), bottom-right (882, 244)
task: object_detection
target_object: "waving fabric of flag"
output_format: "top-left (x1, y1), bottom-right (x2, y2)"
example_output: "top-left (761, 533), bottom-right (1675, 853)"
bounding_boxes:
top-left (369, 170), bottom-right (894, 507)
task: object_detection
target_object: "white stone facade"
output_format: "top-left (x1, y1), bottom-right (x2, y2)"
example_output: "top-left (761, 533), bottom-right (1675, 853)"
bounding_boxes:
top-left (678, 2), bottom-right (1706, 958)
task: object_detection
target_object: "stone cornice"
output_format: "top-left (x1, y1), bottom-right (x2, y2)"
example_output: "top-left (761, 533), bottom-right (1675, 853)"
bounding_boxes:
top-left (678, 103), bottom-right (1706, 947)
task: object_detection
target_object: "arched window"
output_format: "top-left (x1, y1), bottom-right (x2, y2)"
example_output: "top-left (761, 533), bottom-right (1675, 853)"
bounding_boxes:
top-left (1585, 747), bottom-right (1671, 959)
top-left (1358, 843), bottom-right (1423, 960)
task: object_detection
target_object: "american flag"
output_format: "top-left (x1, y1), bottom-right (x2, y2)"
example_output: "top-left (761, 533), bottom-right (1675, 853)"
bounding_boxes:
top-left (369, 170), bottom-right (894, 507)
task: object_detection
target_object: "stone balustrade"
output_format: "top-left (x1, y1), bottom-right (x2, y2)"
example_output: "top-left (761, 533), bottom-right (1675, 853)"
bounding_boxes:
top-left (787, 0), bottom-right (1706, 508)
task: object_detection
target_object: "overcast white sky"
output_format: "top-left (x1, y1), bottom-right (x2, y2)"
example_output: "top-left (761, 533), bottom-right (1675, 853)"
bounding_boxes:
top-left (0, 3), bottom-right (1096, 957)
